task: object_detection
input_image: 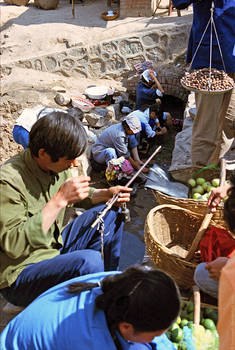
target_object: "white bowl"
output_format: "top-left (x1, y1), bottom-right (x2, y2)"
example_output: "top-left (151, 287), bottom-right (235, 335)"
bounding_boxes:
top-left (85, 86), bottom-right (109, 99)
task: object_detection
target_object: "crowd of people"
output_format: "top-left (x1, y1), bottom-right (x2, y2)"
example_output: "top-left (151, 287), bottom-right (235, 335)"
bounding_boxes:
top-left (0, 0), bottom-right (235, 349)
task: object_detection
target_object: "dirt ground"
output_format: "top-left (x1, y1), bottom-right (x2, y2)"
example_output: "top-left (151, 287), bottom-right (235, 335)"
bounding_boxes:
top-left (0, 0), bottom-right (193, 162)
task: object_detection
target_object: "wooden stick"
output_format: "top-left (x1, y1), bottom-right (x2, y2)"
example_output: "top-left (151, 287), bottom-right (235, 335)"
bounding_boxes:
top-left (185, 158), bottom-right (227, 261)
top-left (193, 285), bottom-right (201, 325)
top-left (72, 0), bottom-right (75, 18)
top-left (152, 0), bottom-right (161, 17)
top-left (185, 211), bottom-right (214, 262)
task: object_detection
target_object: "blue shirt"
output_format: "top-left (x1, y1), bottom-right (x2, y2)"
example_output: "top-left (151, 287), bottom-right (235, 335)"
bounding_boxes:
top-left (173, 0), bottom-right (235, 73)
top-left (136, 82), bottom-right (159, 110)
top-left (132, 109), bottom-right (156, 138)
top-left (0, 272), bottom-right (175, 350)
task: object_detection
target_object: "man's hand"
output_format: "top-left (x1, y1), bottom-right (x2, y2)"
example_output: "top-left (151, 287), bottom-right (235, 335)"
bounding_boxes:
top-left (205, 257), bottom-right (229, 280)
top-left (42, 176), bottom-right (90, 233)
top-left (208, 183), bottom-right (231, 212)
top-left (91, 185), bottom-right (132, 205)
top-left (107, 185), bottom-right (132, 206)
top-left (55, 176), bottom-right (91, 207)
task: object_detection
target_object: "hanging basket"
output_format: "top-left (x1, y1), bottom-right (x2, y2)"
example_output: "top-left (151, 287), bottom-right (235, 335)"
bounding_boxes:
top-left (181, 68), bottom-right (234, 95)
top-left (144, 204), bottom-right (226, 289)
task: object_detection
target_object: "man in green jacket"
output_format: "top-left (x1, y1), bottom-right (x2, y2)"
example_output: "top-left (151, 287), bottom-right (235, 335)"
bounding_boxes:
top-left (0, 111), bottom-right (131, 307)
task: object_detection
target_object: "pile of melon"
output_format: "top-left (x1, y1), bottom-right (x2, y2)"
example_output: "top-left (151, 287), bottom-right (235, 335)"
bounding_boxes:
top-left (187, 177), bottom-right (229, 201)
top-left (166, 300), bottom-right (219, 349)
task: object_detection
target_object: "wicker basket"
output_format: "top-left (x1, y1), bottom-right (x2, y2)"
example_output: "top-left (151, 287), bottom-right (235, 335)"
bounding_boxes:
top-left (144, 204), bottom-right (227, 289)
top-left (153, 167), bottom-right (230, 222)
top-left (101, 11), bottom-right (119, 21)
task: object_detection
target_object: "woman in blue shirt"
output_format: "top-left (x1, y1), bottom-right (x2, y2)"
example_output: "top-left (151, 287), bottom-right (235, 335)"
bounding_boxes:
top-left (0, 266), bottom-right (180, 350)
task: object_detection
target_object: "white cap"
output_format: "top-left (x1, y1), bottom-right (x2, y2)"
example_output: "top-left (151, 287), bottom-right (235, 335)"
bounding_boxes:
top-left (124, 113), bottom-right (141, 134)
top-left (141, 69), bottom-right (157, 82)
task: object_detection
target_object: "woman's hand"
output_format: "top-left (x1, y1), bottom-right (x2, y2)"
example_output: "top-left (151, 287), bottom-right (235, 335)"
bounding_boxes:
top-left (205, 257), bottom-right (229, 280)
top-left (208, 183), bottom-right (231, 212)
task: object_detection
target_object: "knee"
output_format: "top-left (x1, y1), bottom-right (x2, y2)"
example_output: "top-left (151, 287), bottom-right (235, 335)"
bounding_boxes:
top-left (79, 249), bottom-right (104, 274)
top-left (194, 263), bottom-right (208, 286)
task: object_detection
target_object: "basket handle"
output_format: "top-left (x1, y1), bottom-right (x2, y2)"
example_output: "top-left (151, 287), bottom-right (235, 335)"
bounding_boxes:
top-left (185, 211), bottom-right (214, 261)
top-left (185, 158), bottom-right (226, 261)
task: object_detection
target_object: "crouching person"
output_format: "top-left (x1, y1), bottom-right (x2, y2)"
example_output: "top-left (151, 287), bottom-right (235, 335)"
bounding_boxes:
top-left (91, 113), bottom-right (149, 173)
top-left (0, 266), bottom-right (180, 350)
top-left (0, 111), bottom-right (131, 308)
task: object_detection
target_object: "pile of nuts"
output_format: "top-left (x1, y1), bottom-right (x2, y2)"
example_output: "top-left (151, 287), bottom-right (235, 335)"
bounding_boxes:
top-left (181, 68), bottom-right (234, 92)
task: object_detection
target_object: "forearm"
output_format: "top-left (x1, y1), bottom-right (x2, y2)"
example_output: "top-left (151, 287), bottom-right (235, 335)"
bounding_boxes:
top-left (156, 127), bottom-right (167, 136)
top-left (90, 188), bottom-right (111, 204)
top-left (42, 192), bottom-right (67, 232)
top-left (128, 156), bottom-right (140, 170)
top-left (153, 77), bottom-right (164, 93)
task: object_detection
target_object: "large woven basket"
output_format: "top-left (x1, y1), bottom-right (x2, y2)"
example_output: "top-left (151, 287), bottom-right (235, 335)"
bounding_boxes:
top-left (144, 204), bottom-right (227, 290)
top-left (153, 167), bottom-right (230, 221)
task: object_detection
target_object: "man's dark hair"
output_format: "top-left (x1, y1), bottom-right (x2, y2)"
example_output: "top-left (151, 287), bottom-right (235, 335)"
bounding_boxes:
top-left (141, 76), bottom-right (154, 87)
top-left (122, 120), bottom-right (131, 133)
top-left (149, 103), bottom-right (161, 115)
top-left (224, 172), bottom-right (235, 234)
top-left (29, 111), bottom-right (87, 162)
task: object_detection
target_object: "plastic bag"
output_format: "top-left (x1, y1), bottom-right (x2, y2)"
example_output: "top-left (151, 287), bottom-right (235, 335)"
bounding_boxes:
top-left (144, 164), bottom-right (189, 198)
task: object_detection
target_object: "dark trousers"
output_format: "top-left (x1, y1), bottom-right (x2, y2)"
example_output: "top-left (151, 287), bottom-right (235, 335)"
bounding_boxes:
top-left (0, 204), bottom-right (124, 306)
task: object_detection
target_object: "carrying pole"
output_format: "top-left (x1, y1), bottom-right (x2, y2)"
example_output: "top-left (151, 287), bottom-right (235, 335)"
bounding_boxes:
top-left (91, 146), bottom-right (162, 228)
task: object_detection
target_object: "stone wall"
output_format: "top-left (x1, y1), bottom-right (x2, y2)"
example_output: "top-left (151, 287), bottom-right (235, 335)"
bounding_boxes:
top-left (2, 24), bottom-right (191, 102)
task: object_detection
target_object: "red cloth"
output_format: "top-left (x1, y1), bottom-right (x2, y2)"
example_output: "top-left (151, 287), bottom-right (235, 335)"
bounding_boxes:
top-left (199, 225), bottom-right (235, 262)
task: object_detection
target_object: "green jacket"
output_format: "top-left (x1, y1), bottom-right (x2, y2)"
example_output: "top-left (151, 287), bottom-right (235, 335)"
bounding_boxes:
top-left (0, 150), bottom-right (72, 289)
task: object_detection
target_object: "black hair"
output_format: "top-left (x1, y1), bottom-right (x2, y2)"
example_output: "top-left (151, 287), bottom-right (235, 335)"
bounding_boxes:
top-left (224, 172), bottom-right (235, 234)
top-left (141, 76), bottom-right (154, 87)
top-left (149, 103), bottom-right (161, 115)
top-left (29, 111), bottom-right (87, 162)
top-left (67, 266), bottom-right (180, 348)
top-left (140, 101), bottom-right (162, 113)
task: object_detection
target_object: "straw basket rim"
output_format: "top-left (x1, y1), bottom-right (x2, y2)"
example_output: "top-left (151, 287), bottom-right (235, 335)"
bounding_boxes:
top-left (144, 204), bottom-right (227, 289)
top-left (146, 204), bottom-right (202, 265)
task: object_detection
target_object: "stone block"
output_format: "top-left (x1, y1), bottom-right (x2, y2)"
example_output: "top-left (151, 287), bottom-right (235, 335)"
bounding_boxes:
top-left (106, 104), bottom-right (121, 120)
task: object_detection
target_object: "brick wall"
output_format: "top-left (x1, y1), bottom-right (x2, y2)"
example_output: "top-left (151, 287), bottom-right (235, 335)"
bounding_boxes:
top-left (120, 0), bottom-right (154, 17)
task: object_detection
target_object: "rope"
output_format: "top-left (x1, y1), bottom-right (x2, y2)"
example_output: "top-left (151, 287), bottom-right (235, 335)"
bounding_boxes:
top-left (190, 1), bottom-right (226, 75)
top-left (97, 216), bottom-right (105, 261)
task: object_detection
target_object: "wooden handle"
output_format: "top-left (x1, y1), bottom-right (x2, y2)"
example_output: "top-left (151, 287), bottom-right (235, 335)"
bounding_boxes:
top-left (220, 158), bottom-right (226, 187)
top-left (193, 285), bottom-right (200, 325)
top-left (185, 211), bottom-right (213, 261)
top-left (186, 159), bottom-right (226, 261)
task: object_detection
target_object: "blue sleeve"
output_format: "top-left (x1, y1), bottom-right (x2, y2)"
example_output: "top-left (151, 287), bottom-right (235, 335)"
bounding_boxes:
top-left (151, 334), bottom-right (176, 350)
